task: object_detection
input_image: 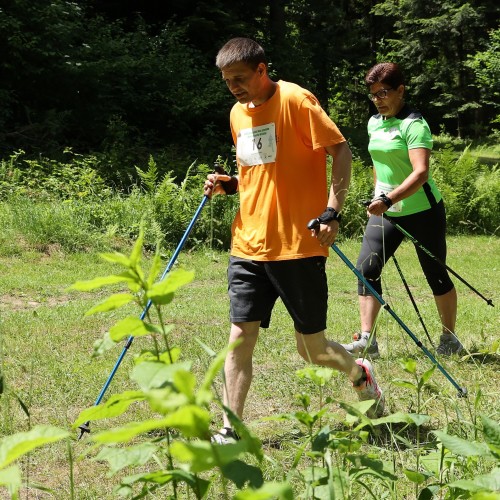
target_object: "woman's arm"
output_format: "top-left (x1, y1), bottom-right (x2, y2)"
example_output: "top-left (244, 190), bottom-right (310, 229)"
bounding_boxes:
top-left (368, 147), bottom-right (430, 216)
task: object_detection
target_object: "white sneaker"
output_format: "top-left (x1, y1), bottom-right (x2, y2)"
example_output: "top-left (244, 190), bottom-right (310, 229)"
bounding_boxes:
top-left (342, 332), bottom-right (380, 359)
top-left (354, 358), bottom-right (386, 418)
top-left (211, 427), bottom-right (240, 445)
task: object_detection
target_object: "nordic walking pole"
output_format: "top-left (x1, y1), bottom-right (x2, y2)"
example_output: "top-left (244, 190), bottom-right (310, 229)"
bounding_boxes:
top-left (383, 214), bottom-right (494, 307)
top-left (307, 218), bottom-right (468, 398)
top-left (78, 195), bottom-right (209, 439)
top-left (392, 255), bottom-right (435, 348)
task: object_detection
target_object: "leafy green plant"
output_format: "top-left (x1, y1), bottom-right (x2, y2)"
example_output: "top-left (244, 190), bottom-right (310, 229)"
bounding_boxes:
top-left (417, 415), bottom-right (500, 499)
top-left (70, 228), bottom-right (274, 498)
top-left (0, 426), bottom-right (70, 498)
top-left (432, 145), bottom-right (499, 235)
top-left (263, 366), bottom-right (402, 499)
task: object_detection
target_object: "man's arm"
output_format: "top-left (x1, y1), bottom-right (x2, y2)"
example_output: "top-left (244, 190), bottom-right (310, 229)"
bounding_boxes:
top-left (325, 141), bottom-right (352, 213)
top-left (311, 141), bottom-right (352, 247)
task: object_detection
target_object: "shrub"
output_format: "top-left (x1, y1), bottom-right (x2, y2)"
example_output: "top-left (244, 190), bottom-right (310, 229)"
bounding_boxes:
top-left (432, 145), bottom-right (499, 235)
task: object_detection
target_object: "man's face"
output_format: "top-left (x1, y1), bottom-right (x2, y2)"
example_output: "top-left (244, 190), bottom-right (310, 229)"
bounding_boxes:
top-left (221, 61), bottom-right (266, 106)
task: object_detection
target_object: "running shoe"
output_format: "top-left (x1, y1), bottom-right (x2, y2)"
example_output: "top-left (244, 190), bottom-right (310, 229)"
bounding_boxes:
top-left (211, 427), bottom-right (240, 445)
top-left (436, 334), bottom-right (463, 355)
top-left (342, 332), bottom-right (380, 359)
top-left (354, 358), bottom-right (386, 418)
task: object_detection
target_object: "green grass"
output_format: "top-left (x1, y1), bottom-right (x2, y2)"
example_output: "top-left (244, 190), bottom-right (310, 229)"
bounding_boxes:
top-left (1, 237), bottom-right (499, 498)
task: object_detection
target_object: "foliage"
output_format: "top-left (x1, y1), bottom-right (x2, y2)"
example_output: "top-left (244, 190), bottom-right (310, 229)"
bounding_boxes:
top-left (0, 427), bottom-right (70, 497)
top-left (69, 228), bottom-right (270, 498)
top-left (0, 235), bottom-right (498, 497)
top-left (0, 0), bottom-right (499, 177)
top-left (0, 144), bottom-right (498, 256)
top-left (432, 145), bottom-right (499, 235)
top-left (62, 231), bottom-right (499, 498)
top-left (466, 27), bottom-right (500, 128)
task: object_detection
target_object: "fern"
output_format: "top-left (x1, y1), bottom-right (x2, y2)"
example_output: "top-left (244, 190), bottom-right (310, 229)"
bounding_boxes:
top-left (135, 155), bottom-right (159, 194)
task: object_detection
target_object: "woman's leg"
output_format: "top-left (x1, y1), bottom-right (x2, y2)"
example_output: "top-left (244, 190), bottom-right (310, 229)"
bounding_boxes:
top-left (343, 215), bottom-right (403, 356)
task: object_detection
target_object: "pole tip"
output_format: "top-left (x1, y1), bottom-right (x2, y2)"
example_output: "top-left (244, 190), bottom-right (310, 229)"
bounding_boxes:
top-left (78, 422), bottom-right (91, 440)
top-left (458, 387), bottom-right (468, 398)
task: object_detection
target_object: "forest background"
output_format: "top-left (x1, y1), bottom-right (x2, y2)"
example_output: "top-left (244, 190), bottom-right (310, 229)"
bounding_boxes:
top-left (1, 2), bottom-right (499, 498)
top-left (1, 0), bottom-right (499, 253)
top-left (1, 0), bottom-right (499, 183)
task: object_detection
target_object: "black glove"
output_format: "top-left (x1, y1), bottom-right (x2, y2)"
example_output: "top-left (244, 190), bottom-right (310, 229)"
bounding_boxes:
top-left (317, 207), bottom-right (342, 224)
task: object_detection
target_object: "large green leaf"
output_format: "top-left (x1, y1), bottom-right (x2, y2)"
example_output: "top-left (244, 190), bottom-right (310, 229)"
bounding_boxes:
top-left (145, 388), bottom-right (190, 415)
top-left (119, 469), bottom-right (210, 497)
top-left (92, 405), bottom-right (210, 443)
top-left (221, 459), bottom-right (264, 489)
top-left (100, 251), bottom-right (131, 267)
top-left (170, 440), bottom-right (248, 472)
top-left (393, 380), bottom-right (418, 391)
top-left (161, 405), bottom-right (211, 438)
top-left (0, 465), bottom-right (21, 497)
top-left (434, 430), bottom-right (493, 457)
top-left (403, 469), bottom-right (429, 484)
top-left (94, 443), bottom-right (158, 476)
top-left (73, 391), bottom-right (145, 427)
top-left (233, 482), bottom-right (294, 500)
top-left (173, 369), bottom-right (196, 398)
top-left (482, 415), bottom-right (500, 456)
top-left (420, 364), bottom-right (436, 385)
top-left (92, 331), bottom-right (119, 357)
top-left (449, 467), bottom-right (500, 492)
top-left (91, 418), bottom-right (173, 444)
top-left (69, 274), bottom-right (135, 291)
top-left (146, 269), bottom-right (194, 304)
top-left (131, 361), bottom-right (192, 391)
top-left (109, 316), bottom-right (158, 341)
top-left (85, 293), bottom-right (135, 315)
top-left (0, 426), bottom-right (69, 469)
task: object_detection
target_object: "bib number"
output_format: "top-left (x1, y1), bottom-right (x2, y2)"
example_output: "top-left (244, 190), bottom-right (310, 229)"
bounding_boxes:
top-left (237, 123), bottom-right (276, 166)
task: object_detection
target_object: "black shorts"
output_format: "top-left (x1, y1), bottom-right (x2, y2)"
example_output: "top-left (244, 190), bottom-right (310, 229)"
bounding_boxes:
top-left (228, 256), bottom-right (328, 334)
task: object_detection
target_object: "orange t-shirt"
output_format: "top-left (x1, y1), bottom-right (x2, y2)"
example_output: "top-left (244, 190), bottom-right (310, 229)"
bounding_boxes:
top-left (229, 80), bottom-right (345, 261)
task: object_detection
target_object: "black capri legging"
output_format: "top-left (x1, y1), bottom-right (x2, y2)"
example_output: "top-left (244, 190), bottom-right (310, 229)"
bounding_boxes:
top-left (357, 200), bottom-right (454, 297)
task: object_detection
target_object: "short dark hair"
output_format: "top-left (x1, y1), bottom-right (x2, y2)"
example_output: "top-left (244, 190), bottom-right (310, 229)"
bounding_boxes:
top-left (216, 37), bottom-right (267, 70)
top-left (365, 62), bottom-right (405, 89)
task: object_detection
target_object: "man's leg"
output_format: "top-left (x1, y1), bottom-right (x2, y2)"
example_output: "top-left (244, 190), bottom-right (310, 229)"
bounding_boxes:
top-left (295, 330), bottom-right (362, 382)
top-left (295, 330), bottom-right (385, 417)
top-left (222, 321), bottom-right (260, 428)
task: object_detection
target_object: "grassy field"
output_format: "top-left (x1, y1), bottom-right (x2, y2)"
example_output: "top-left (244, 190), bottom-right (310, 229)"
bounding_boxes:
top-left (1, 236), bottom-right (499, 498)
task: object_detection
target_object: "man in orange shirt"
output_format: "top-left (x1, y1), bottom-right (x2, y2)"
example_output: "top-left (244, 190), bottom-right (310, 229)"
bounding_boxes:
top-left (204, 38), bottom-right (385, 443)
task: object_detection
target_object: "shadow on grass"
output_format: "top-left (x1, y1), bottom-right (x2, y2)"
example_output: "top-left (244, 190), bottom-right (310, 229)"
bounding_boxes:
top-left (261, 421), bottom-right (438, 451)
top-left (461, 351), bottom-right (500, 366)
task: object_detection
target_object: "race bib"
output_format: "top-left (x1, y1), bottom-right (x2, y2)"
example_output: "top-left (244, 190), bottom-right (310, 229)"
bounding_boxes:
top-left (375, 180), bottom-right (402, 213)
top-left (236, 123), bottom-right (277, 166)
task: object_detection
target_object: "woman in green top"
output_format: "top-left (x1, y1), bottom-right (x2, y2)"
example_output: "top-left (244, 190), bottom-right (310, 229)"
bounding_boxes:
top-left (341, 62), bottom-right (463, 358)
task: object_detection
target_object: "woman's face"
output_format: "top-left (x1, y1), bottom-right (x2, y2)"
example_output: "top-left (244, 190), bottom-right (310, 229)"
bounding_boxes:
top-left (368, 82), bottom-right (405, 118)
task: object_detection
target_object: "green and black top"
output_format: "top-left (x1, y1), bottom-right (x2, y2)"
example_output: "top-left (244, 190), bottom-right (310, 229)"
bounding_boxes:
top-left (367, 104), bottom-right (441, 217)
